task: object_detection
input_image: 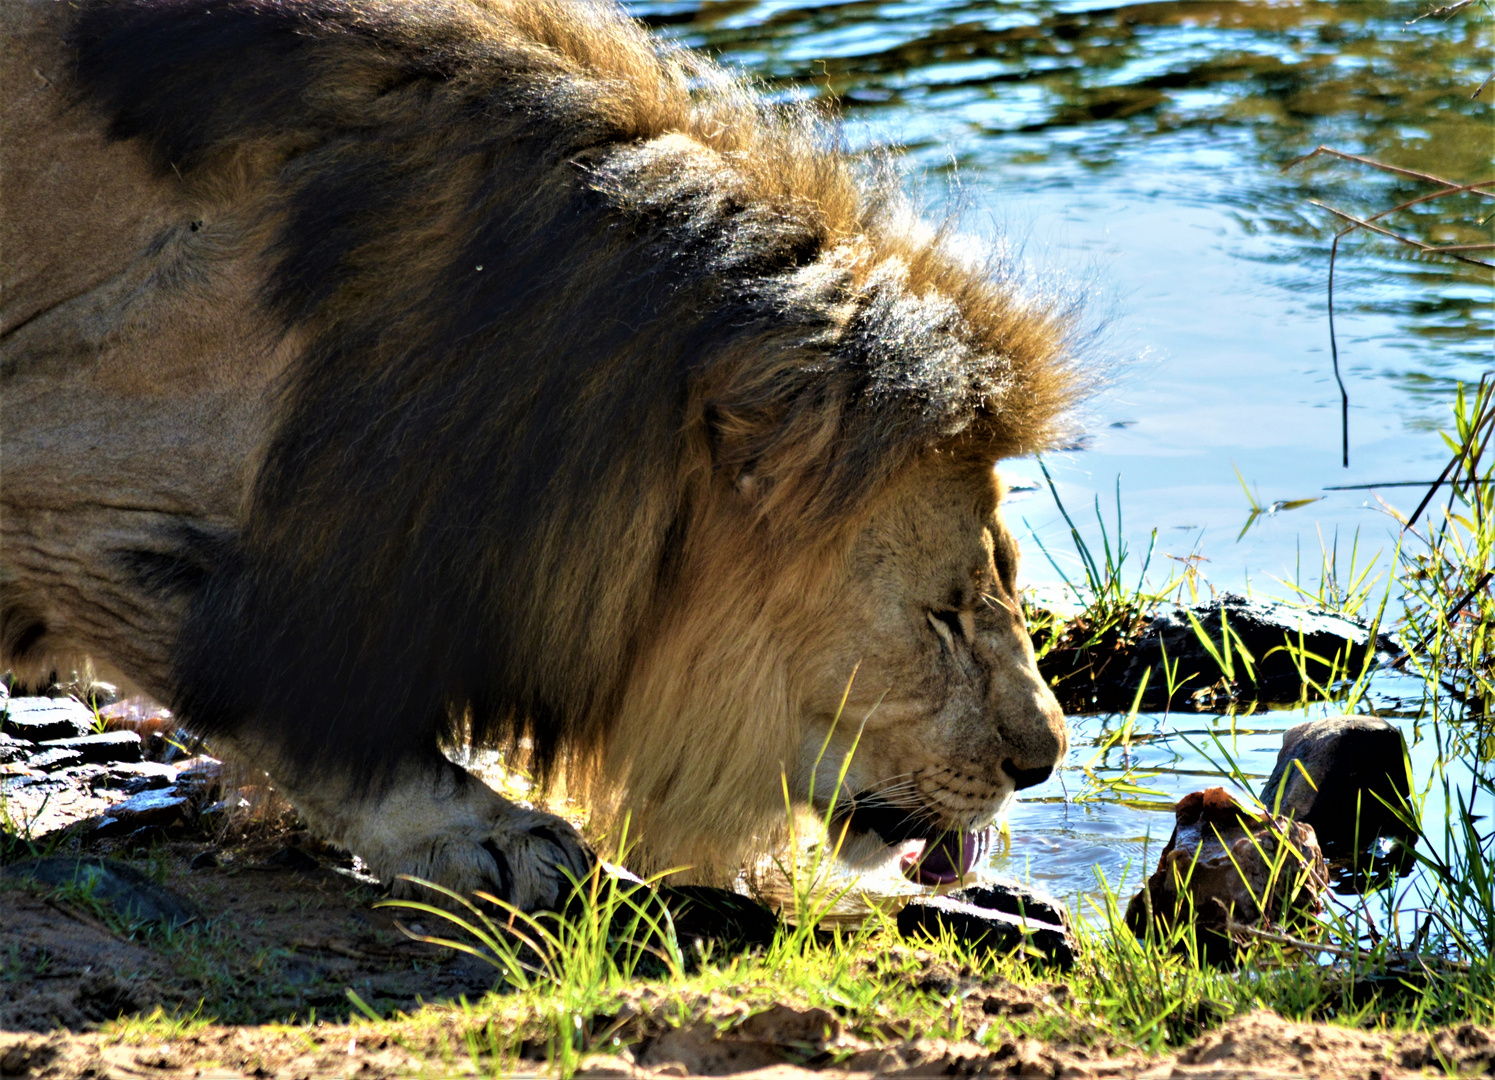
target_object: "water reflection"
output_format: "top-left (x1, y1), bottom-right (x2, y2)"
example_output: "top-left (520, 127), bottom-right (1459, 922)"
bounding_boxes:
top-left (632, 0), bottom-right (1490, 371)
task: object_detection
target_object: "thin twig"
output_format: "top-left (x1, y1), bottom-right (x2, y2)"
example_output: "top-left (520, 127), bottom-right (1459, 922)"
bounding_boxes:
top-left (1358, 177), bottom-right (1495, 226)
top-left (1408, 0), bottom-right (1478, 23)
top-left (1325, 480), bottom-right (1495, 490)
top-left (1312, 202), bottom-right (1495, 269)
top-left (1288, 146), bottom-right (1495, 197)
top-left (1225, 918), bottom-right (1470, 971)
top-left (1407, 381), bottom-right (1495, 531)
top-left (1399, 569), bottom-right (1495, 664)
top-left (1328, 231), bottom-right (1349, 467)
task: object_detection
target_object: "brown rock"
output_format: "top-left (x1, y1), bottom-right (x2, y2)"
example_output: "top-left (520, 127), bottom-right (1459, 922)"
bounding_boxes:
top-left (1125, 787), bottom-right (1327, 963)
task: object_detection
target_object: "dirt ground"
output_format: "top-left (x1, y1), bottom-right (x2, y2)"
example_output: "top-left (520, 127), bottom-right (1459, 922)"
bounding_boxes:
top-left (4, 755), bottom-right (1495, 1077)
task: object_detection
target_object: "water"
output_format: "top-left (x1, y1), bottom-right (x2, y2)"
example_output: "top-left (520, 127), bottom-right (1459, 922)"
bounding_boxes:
top-left (624, 0), bottom-right (1494, 923)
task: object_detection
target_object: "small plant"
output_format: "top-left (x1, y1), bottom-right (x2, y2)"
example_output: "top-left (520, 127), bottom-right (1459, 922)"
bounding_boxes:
top-left (1023, 463), bottom-right (1174, 709)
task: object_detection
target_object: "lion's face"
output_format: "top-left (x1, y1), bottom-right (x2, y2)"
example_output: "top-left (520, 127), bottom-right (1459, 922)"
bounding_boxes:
top-left (791, 459), bottom-right (1065, 870)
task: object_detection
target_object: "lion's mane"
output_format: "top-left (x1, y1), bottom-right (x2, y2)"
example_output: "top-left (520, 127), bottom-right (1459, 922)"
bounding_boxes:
top-left (70, 0), bottom-right (1082, 872)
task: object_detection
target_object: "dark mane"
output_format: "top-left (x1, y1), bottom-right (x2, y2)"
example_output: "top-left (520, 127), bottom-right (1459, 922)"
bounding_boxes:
top-left (69, 0), bottom-right (1082, 786)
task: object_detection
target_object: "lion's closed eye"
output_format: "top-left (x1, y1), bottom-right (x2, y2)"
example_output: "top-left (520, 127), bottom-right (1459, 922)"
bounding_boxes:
top-left (927, 609), bottom-right (961, 649)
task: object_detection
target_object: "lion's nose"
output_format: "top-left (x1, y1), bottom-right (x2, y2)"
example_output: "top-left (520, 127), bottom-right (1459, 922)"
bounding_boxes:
top-left (1002, 759), bottom-right (1054, 790)
top-left (1000, 681), bottom-right (1067, 790)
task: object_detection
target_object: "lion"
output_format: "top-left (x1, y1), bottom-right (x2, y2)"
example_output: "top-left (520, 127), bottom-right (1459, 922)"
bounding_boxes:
top-left (1, 0), bottom-right (1080, 911)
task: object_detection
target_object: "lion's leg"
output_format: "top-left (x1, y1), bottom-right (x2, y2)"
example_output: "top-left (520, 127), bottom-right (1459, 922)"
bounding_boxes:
top-left (225, 737), bottom-right (593, 911)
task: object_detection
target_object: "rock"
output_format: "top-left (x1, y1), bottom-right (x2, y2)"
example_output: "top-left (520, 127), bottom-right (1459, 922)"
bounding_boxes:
top-left (897, 894), bottom-right (1077, 968)
top-left (1, 697), bottom-right (94, 742)
top-left (1039, 595), bottom-right (1394, 712)
top-left (25, 747), bottom-right (83, 773)
top-left (1259, 716), bottom-right (1415, 851)
top-left (96, 761), bottom-right (179, 794)
top-left (946, 877), bottom-right (1071, 931)
top-left (658, 885), bottom-right (781, 958)
top-left (35, 730), bottom-right (142, 766)
top-left (1125, 787), bottom-right (1327, 964)
top-left (0, 733), bottom-right (35, 765)
top-left (173, 756), bottom-right (222, 798)
top-left (2, 856), bottom-right (200, 928)
top-left (95, 787), bottom-right (191, 837)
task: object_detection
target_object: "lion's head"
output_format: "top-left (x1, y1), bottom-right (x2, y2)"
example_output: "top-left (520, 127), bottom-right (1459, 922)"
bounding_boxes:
top-left (792, 460), bottom-right (1063, 882)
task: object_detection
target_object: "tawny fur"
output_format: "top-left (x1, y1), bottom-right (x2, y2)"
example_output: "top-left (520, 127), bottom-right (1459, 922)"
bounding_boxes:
top-left (2, 0), bottom-right (1082, 891)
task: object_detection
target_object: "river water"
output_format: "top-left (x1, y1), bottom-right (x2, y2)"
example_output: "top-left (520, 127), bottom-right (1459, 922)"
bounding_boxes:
top-left (625, 0), bottom-right (1494, 923)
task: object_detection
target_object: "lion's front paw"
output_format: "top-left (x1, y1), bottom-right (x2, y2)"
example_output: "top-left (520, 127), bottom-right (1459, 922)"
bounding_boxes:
top-left (385, 808), bottom-right (595, 913)
top-left (478, 810), bottom-right (596, 912)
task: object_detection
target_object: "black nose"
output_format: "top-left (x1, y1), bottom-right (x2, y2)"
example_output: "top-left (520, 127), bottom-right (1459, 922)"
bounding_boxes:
top-left (1003, 760), bottom-right (1053, 790)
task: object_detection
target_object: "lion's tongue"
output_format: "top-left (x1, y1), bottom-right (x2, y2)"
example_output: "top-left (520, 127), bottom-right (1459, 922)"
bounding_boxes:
top-left (900, 831), bottom-right (982, 886)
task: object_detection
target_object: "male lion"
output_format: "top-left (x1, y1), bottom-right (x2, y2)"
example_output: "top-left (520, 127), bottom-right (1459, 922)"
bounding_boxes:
top-left (2, 0), bottom-right (1079, 911)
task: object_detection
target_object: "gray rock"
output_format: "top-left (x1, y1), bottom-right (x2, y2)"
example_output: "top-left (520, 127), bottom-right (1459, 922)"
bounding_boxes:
top-left (26, 747), bottom-right (83, 772)
top-left (897, 894), bottom-right (1077, 968)
top-left (36, 730), bottom-right (142, 766)
top-left (103, 761), bottom-right (180, 793)
top-left (1259, 715), bottom-right (1415, 848)
top-left (0, 733), bottom-right (35, 764)
top-left (2, 697), bottom-right (94, 742)
top-left (96, 787), bottom-right (191, 837)
top-left (2, 856), bottom-right (200, 928)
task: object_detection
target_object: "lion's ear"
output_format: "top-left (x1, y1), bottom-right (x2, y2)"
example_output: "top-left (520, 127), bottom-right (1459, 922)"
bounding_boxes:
top-left (702, 390), bottom-right (842, 517)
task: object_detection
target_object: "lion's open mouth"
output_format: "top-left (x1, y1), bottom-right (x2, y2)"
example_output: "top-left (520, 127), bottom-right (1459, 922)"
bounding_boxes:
top-left (838, 797), bottom-right (988, 885)
top-left (898, 832), bottom-right (988, 886)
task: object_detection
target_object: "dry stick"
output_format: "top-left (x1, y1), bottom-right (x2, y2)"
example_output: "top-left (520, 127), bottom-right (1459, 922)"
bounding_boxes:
top-left (1327, 230), bottom-right (1350, 467)
top-left (1289, 151), bottom-right (1495, 469)
top-left (1401, 569), bottom-right (1495, 664)
top-left (1225, 917), bottom-right (1471, 972)
top-left (1287, 146), bottom-right (1495, 198)
top-left (1408, 0), bottom-right (1480, 22)
top-left (1357, 177), bottom-right (1495, 226)
top-left (1324, 480), bottom-right (1495, 490)
top-left (1312, 203), bottom-right (1495, 269)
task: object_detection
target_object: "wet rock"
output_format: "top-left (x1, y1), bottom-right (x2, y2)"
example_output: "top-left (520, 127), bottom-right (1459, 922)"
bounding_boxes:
top-left (173, 756), bottom-right (222, 799)
top-left (95, 787), bottom-right (191, 837)
top-left (658, 885), bottom-right (781, 958)
top-left (35, 730), bottom-right (142, 766)
top-left (2, 856), bottom-right (200, 928)
top-left (0, 733), bottom-right (36, 765)
top-left (947, 878), bottom-right (1071, 931)
top-left (897, 893), bottom-right (1077, 968)
top-left (1039, 595), bottom-right (1394, 712)
top-left (1, 697), bottom-right (93, 742)
top-left (1125, 787), bottom-right (1328, 964)
top-left (25, 747), bottom-right (83, 773)
top-left (100, 761), bottom-right (179, 794)
top-left (1259, 715), bottom-right (1415, 851)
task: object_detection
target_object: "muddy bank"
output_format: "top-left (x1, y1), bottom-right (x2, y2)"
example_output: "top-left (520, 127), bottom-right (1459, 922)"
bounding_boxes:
top-left (4, 986), bottom-right (1494, 1079)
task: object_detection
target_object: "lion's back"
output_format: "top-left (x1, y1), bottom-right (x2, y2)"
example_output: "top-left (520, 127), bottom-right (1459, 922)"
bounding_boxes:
top-left (0, 0), bottom-right (297, 695)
